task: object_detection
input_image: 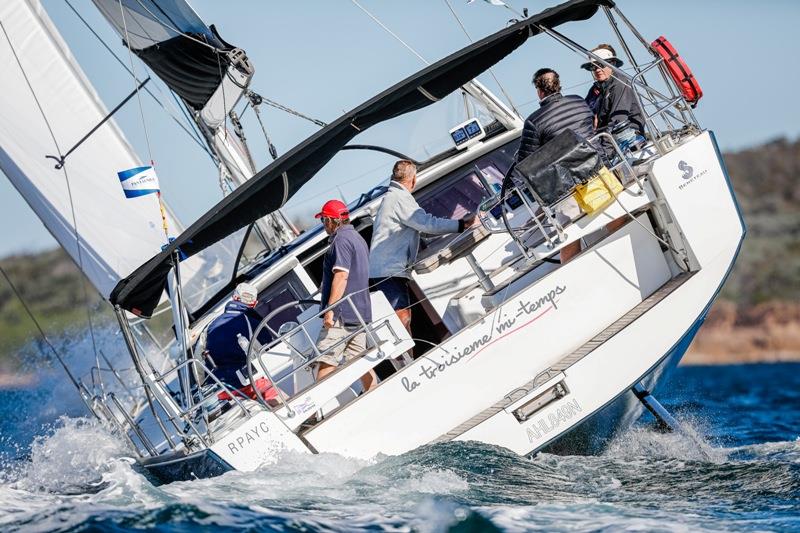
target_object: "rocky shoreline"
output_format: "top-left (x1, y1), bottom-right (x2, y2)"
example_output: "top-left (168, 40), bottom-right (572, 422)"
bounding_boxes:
top-left (683, 299), bottom-right (800, 365)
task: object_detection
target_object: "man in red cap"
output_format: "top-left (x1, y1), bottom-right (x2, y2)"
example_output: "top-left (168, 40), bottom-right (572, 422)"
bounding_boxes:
top-left (313, 199), bottom-right (376, 391)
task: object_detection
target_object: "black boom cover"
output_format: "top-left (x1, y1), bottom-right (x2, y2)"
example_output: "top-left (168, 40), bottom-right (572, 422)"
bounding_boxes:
top-left (515, 129), bottom-right (602, 207)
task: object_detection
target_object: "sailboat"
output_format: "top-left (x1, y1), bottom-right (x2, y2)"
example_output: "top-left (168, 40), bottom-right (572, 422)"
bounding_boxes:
top-left (2, 0), bottom-right (744, 484)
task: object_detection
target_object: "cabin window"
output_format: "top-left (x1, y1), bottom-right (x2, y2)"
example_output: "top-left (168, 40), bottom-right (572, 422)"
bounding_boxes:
top-left (416, 139), bottom-right (517, 218)
top-left (254, 272), bottom-right (311, 337)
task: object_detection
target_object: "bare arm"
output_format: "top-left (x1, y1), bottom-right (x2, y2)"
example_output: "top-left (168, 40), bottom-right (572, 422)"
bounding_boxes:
top-left (323, 269), bottom-right (348, 328)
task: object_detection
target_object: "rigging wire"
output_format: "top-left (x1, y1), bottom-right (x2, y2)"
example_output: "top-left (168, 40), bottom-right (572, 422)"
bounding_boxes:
top-left (126, 0), bottom-right (220, 52)
top-left (117, 0), bottom-right (155, 165)
top-left (442, 0), bottom-right (521, 118)
top-left (350, 0), bottom-right (429, 65)
top-left (0, 18), bottom-right (102, 391)
top-left (65, 0), bottom-right (212, 158)
top-left (169, 88), bottom-right (214, 159)
top-left (248, 95), bottom-right (279, 161)
top-left (254, 94), bottom-right (328, 128)
top-left (0, 263), bottom-right (81, 390)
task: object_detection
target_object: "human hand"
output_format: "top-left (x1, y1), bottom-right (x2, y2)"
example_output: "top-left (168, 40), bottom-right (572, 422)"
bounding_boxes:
top-left (323, 310), bottom-right (335, 329)
top-left (462, 213), bottom-right (477, 229)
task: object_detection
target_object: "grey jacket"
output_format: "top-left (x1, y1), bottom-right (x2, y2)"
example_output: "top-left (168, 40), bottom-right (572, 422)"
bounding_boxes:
top-left (369, 181), bottom-right (460, 279)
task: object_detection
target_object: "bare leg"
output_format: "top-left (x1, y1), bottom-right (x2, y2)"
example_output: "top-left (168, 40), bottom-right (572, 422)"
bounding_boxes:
top-left (316, 362), bottom-right (337, 382)
top-left (360, 370), bottom-right (377, 392)
top-left (396, 307), bottom-right (412, 333)
top-left (393, 307), bottom-right (415, 363)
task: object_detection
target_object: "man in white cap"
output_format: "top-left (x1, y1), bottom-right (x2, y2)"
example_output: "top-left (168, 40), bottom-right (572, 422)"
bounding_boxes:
top-left (204, 282), bottom-right (265, 389)
top-left (582, 44), bottom-right (644, 135)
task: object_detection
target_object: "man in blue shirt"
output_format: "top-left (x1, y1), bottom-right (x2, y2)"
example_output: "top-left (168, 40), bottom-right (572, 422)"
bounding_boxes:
top-left (205, 282), bottom-right (264, 388)
top-left (314, 199), bottom-right (376, 391)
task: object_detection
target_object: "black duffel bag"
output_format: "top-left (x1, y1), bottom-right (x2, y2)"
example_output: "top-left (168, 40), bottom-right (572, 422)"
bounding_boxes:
top-left (515, 128), bottom-right (602, 207)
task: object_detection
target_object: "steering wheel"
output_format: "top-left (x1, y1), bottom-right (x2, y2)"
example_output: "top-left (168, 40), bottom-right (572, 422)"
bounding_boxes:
top-left (243, 298), bottom-right (320, 410)
top-left (498, 164), bottom-right (561, 264)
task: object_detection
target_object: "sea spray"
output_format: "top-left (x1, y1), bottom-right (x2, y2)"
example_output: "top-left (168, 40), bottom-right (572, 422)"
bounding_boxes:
top-left (0, 364), bottom-right (798, 531)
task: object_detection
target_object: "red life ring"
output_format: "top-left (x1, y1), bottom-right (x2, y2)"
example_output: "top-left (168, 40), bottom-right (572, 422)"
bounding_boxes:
top-left (651, 36), bottom-right (703, 108)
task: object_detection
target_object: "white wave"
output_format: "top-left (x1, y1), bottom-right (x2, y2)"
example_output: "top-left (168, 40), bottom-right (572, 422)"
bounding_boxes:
top-left (0, 415), bottom-right (172, 531)
top-left (478, 502), bottom-right (733, 532)
top-left (603, 416), bottom-right (727, 463)
top-left (12, 416), bottom-right (132, 493)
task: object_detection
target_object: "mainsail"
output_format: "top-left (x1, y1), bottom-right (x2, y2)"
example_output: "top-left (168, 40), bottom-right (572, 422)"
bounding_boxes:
top-left (0, 0), bottom-right (181, 299)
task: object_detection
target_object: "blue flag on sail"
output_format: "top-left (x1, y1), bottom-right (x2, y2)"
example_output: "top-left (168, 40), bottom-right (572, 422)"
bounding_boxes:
top-left (118, 166), bottom-right (160, 198)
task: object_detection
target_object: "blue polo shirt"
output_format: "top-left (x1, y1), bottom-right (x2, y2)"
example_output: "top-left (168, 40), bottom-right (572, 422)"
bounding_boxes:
top-left (320, 224), bottom-right (372, 325)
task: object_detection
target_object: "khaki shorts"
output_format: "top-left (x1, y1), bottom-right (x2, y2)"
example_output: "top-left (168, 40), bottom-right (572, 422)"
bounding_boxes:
top-left (315, 320), bottom-right (366, 367)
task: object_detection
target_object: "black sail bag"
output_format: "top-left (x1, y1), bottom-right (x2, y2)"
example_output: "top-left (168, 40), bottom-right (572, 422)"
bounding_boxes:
top-left (514, 129), bottom-right (602, 207)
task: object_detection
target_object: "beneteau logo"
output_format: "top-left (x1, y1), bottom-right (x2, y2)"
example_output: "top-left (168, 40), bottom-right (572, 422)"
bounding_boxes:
top-left (677, 159), bottom-right (708, 190)
top-left (678, 160), bottom-right (693, 180)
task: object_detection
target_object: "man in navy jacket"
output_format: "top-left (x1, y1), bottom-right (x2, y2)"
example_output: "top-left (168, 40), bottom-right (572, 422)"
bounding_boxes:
top-left (515, 68), bottom-right (595, 163)
top-left (205, 282), bottom-right (265, 388)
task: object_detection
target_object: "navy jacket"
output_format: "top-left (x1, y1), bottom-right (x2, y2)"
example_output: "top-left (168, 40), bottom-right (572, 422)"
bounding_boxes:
top-left (515, 93), bottom-right (595, 163)
top-left (205, 300), bottom-right (266, 388)
top-left (585, 77), bottom-right (645, 135)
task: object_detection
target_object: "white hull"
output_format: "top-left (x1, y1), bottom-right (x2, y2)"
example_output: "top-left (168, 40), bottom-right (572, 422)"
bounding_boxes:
top-left (184, 131), bottom-right (744, 475)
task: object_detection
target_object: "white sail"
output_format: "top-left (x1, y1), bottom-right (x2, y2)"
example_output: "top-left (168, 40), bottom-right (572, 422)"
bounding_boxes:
top-left (0, 0), bottom-right (180, 299)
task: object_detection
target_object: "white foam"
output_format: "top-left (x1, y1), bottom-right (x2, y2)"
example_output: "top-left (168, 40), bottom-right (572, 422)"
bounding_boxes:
top-left (14, 416), bottom-right (131, 493)
top-left (603, 417), bottom-right (727, 464)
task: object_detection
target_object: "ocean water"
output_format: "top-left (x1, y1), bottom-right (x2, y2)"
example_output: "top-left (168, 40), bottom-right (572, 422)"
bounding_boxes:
top-left (0, 363), bottom-right (798, 532)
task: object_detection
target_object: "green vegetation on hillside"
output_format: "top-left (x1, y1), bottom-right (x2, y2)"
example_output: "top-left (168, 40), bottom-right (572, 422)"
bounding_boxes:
top-left (0, 249), bottom-right (103, 369)
top-left (719, 137), bottom-right (800, 304)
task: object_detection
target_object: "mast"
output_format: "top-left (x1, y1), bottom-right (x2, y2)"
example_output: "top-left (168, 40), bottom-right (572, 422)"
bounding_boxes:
top-left (91, 0), bottom-right (296, 250)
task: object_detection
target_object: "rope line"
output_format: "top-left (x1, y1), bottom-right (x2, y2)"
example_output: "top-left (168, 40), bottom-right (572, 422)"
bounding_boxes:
top-left (117, 0), bottom-right (154, 165)
top-left (63, 0), bottom-right (213, 160)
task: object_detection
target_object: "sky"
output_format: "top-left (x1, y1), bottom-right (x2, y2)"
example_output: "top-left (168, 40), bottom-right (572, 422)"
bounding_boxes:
top-left (1, 0), bottom-right (799, 259)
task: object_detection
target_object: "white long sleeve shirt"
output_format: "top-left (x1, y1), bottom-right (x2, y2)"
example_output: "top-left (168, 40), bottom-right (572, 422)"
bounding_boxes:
top-left (369, 181), bottom-right (460, 279)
